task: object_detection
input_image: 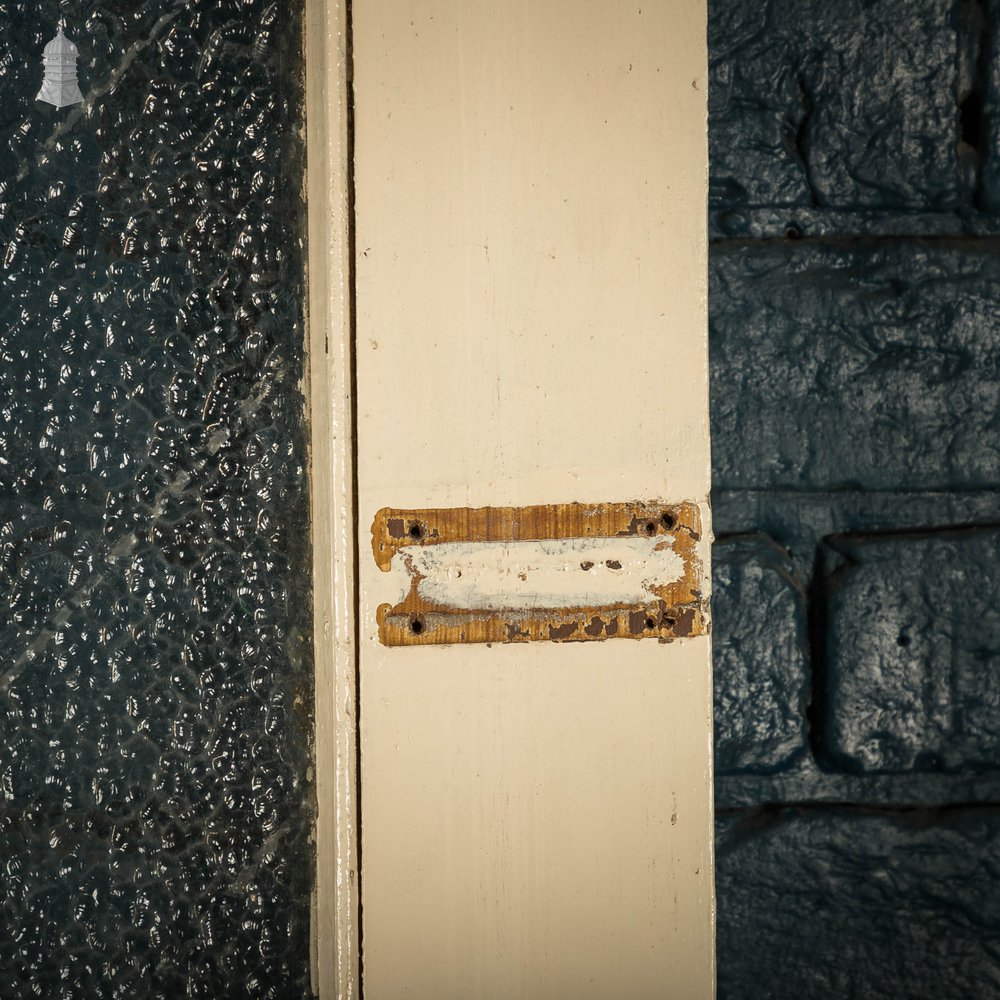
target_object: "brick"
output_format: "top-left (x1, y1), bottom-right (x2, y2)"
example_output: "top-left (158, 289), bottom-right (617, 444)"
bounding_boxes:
top-left (710, 206), bottom-right (974, 242)
top-left (709, 0), bottom-right (963, 212)
top-left (711, 242), bottom-right (1000, 490)
top-left (820, 529), bottom-right (1000, 772)
top-left (717, 807), bottom-right (1000, 1000)
top-left (979, 0), bottom-right (1000, 211)
top-left (713, 535), bottom-right (809, 774)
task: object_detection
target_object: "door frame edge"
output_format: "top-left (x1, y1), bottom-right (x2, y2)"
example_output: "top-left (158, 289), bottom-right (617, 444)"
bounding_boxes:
top-left (305, 0), bottom-right (360, 996)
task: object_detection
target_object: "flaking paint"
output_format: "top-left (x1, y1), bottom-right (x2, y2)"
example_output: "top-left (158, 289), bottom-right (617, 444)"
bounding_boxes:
top-left (370, 500), bottom-right (708, 646)
top-left (391, 535), bottom-right (686, 610)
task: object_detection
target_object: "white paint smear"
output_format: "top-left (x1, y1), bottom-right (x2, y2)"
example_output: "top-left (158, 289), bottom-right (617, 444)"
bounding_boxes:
top-left (389, 536), bottom-right (685, 610)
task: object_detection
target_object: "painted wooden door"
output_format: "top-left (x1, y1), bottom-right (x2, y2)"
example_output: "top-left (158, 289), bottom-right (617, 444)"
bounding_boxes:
top-left (352, 2), bottom-right (713, 996)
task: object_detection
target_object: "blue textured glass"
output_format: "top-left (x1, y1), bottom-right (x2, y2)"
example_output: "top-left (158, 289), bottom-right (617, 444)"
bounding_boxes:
top-left (0, 3), bottom-right (313, 997)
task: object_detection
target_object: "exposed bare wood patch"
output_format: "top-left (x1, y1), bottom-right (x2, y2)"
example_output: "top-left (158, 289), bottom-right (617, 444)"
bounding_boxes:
top-left (371, 501), bottom-right (707, 645)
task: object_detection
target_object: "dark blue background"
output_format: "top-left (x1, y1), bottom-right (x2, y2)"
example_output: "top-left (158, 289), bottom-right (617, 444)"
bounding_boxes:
top-left (0, 3), bottom-right (312, 998)
top-left (710, 1), bottom-right (1000, 996)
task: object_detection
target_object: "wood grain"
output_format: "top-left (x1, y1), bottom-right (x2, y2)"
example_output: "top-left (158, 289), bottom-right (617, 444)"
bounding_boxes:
top-left (371, 501), bottom-right (707, 645)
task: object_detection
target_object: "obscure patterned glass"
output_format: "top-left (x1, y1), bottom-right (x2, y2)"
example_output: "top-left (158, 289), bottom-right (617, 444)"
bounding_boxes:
top-left (0, 2), bottom-right (313, 997)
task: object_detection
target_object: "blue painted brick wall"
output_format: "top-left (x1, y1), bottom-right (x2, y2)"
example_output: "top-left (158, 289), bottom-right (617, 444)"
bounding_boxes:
top-left (710, 0), bottom-right (1000, 996)
top-left (710, 0), bottom-right (963, 216)
top-left (713, 535), bottom-right (809, 775)
top-left (711, 243), bottom-right (1000, 491)
top-left (822, 529), bottom-right (1000, 773)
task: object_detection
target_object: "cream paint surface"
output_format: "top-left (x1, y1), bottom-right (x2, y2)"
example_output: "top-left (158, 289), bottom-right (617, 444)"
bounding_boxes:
top-left (305, 1), bottom-right (357, 995)
top-left (353, 1), bottom-right (712, 997)
top-left (385, 536), bottom-right (686, 611)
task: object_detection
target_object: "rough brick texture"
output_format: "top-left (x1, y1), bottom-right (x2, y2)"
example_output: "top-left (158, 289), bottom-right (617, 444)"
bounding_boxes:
top-left (709, 0), bottom-right (963, 213)
top-left (717, 808), bottom-right (1000, 1000)
top-left (711, 242), bottom-right (1000, 491)
top-left (710, 0), bottom-right (1000, 994)
top-left (713, 535), bottom-right (809, 774)
top-left (822, 530), bottom-right (1000, 773)
top-left (981, 0), bottom-right (1000, 211)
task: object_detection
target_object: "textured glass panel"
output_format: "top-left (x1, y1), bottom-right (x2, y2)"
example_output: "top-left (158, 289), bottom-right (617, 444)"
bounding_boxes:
top-left (0, 2), bottom-right (313, 997)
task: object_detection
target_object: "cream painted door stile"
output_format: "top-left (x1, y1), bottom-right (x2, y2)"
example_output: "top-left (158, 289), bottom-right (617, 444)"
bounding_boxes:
top-left (344, 1), bottom-right (712, 997)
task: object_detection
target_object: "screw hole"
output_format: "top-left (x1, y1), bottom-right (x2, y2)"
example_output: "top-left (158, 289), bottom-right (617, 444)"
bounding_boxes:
top-left (785, 224), bottom-right (802, 240)
top-left (645, 617), bottom-right (656, 630)
top-left (408, 523), bottom-right (423, 540)
top-left (897, 632), bottom-right (911, 647)
top-left (410, 618), bottom-right (423, 635)
top-left (645, 521), bottom-right (657, 535)
top-left (665, 616), bottom-right (677, 628)
top-left (661, 511), bottom-right (676, 530)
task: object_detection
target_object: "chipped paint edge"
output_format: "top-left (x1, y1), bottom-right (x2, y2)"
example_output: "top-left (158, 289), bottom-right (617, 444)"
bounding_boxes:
top-left (371, 501), bottom-right (709, 646)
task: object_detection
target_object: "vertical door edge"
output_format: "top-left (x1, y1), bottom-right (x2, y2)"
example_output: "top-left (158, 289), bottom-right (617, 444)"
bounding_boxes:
top-left (305, 0), bottom-right (360, 996)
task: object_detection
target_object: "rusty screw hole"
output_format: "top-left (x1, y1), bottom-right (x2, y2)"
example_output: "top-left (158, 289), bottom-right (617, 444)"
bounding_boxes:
top-left (665, 616), bottom-right (677, 628)
top-left (661, 511), bottom-right (676, 530)
top-left (408, 523), bottom-right (423, 540)
top-left (645, 616), bottom-right (657, 630)
top-left (410, 618), bottom-right (423, 635)
top-left (645, 521), bottom-right (657, 535)
top-left (580, 560), bottom-right (594, 571)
